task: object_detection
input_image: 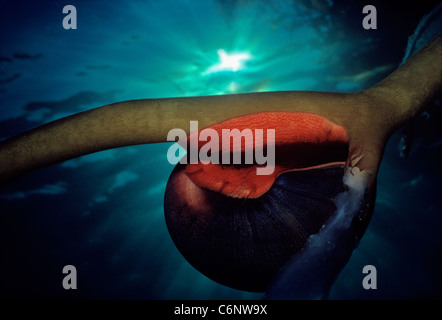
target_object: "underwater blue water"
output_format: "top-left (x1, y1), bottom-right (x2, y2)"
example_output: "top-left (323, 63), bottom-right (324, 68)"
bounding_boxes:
top-left (1, 0), bottom-right (441, 299)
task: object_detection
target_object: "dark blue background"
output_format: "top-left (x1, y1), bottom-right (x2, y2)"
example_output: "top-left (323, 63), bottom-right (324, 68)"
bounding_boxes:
top-left (1, 0), bottom-right (441, 299)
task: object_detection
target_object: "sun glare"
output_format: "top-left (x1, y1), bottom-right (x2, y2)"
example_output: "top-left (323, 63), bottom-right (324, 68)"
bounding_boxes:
top-left (204, 49), bottom-right (251, 74)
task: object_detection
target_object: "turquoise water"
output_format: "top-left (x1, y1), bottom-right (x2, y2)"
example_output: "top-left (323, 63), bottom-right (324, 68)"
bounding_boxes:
top-left (1, 0), bottom-right (441, 299)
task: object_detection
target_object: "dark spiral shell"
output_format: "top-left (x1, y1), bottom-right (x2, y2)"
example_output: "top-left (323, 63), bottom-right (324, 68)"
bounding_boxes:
top-left (164, 163), bottom-right (346, 292)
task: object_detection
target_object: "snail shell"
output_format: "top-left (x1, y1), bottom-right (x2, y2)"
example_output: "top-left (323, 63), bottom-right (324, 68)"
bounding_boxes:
top-left (164, 112), bottom-right (351, 291)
